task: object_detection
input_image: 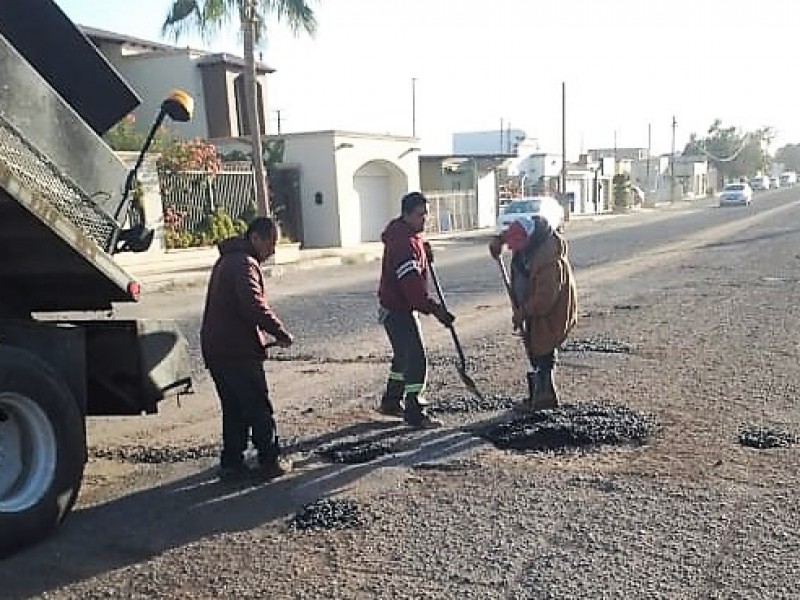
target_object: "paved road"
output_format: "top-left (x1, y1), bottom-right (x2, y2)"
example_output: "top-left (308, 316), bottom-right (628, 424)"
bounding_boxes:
top-left (5, 187), bottom-right (800, 599)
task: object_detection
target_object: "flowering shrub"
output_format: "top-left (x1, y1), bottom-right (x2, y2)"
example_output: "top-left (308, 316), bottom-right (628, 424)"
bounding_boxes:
top-left (157, 138), bottom-right (221, 175)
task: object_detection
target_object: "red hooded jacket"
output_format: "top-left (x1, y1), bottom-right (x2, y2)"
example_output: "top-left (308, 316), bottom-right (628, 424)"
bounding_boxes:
top-left (378, 217), bottom-right (438, 314)
top-left (201, 236), bottom-right (290, 365)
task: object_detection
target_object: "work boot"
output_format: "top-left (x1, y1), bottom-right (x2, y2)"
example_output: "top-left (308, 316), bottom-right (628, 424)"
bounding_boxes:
top-left (254, 455), bottom-right (293, 481)
top-left (377, 379), bottom-right (405, 417)
top-left (403, 393), bottom-right (441, 428)
top-left (217, 463), bottom-right (253, 483)
top-left (532, 369), bottom-right (559, 409)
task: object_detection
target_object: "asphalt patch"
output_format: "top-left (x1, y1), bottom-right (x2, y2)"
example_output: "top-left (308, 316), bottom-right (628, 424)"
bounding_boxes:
top-left (738, 426), bottom-right (797, 449)
top-left (317, 439), bottom-right (395, 464)
top-left (89, 443), bottom-right (219, 464)
top-left (428, 393), bottom-right (516, 414)
top-left (290, 498), bottom-right (364, 531)
top-left (477, 403), bottom-right (656, 453)
top-left (561, 336), bottom-right (634, 354)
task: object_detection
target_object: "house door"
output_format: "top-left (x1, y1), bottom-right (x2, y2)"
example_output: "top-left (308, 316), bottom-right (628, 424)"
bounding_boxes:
top-left (268, 167), bottom-right (303, 245)
top-left (354, 174), bottom-right (390, 243)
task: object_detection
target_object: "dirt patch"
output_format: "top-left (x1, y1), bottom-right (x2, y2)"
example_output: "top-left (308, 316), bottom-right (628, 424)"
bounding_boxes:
top-left (561, 336), bottom-right (634, 354)
top-left (289, 498), bottom-right (364, 531)
top-left (476, 403), bottom-right (656, 453)
top-left (738, 427), bottom-right (797, 449)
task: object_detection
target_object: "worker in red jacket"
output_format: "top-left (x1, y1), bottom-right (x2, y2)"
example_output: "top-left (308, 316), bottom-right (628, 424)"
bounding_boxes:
top-left (201, 217), bottom-right (294, 482)
top-left (377, 192), bottom-right (454, 427)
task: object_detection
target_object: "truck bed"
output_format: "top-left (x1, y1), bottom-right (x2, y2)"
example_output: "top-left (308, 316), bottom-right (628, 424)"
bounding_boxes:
top-left (0, 114), bottom-right (137, 312)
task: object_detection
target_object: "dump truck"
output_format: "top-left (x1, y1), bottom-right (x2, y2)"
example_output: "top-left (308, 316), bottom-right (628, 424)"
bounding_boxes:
top-left (0, 0), bottom-right (193, 556)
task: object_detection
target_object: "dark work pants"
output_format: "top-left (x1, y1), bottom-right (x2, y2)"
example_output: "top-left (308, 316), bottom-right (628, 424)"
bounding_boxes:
top-left (523, 318), bottom-right (557, 373)
top-left (381, 310), bottom-right (427, 397)
top-left (208, 359), bottom-right (279, 468)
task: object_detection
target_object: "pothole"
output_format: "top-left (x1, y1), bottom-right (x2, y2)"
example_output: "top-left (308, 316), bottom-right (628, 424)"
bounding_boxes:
top-left (317, 440), bottom-right (395, 464)
top-left (738, 427), bottom-right (797, 449)
top-left (476, 403), bottom-right (656, 453)
top-left (613, 303), bottom-right (642, 311)
top-left (561, 336), bottom-right (634, 354)
top-left (89, 444), bottom-right (219, 464)
top-left (289, 498), bottom-right (364, 531)
top-left (428, 394), bottom-right (516, 414)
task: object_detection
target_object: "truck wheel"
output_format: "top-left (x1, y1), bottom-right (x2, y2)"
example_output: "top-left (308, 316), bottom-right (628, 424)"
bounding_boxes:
top-left (0, 346), bottom-right (85, 557)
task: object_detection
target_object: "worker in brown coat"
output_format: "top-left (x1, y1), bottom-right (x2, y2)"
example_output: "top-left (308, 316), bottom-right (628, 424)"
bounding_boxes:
top-left (490, 215), bottom-right (577, 409)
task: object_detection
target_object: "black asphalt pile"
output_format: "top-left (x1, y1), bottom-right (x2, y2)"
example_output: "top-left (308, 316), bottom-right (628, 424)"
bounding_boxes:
top-left (428, 393), bottom-right (516, 414)
top-left (477, 403), bottom-right (656, 453)
top-left (89, 443), bottom-right (219, 464)
top-left (317, 440), bottom-right (394, 464)
top-left (738, 426), bottom-right (797, 449)
top-left (561, 336), bottom-right (634, 354)
top-left (289, 498), bottom-right (364, 531)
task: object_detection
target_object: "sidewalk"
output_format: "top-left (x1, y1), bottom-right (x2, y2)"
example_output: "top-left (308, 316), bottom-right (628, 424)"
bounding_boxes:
top-left (124, 227), bottom-right (498, 293)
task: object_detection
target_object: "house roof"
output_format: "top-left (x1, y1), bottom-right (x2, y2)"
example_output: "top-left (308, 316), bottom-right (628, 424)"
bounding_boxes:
top-left (197, 53), bottom-right (275, 74)
top-left (79, 25), bottom-right (275, 73)
top-left (79, 25), bottom-right (175, 52)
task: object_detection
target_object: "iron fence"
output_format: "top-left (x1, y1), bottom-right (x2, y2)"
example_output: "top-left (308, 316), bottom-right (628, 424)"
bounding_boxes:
top-left (159, 169), bottom-right (256, 232)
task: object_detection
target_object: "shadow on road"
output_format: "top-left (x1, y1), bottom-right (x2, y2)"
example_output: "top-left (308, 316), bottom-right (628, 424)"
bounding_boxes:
top-left (1, 415), bottom-right (497, 599)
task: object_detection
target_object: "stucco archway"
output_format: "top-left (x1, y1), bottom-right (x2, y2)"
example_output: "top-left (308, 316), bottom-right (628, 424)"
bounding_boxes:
top-left (353, 160), bottom-right (408, 243)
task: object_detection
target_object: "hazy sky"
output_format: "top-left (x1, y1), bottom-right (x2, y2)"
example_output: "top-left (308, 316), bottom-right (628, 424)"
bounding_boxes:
top-left (55, 0), bottom-right (799, 157)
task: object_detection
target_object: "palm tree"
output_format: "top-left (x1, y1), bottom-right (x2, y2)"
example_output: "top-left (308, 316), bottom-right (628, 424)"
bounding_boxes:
top-left (162, 0), bottom-right (317, 217)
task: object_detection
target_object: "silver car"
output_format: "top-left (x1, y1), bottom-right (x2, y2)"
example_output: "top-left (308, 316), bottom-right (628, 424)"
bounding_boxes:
top-left (719, 182), bottom-right (753, 206)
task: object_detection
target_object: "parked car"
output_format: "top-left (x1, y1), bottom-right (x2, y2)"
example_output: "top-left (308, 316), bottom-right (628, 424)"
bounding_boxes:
top-left (770, 176), bottom-right (780, 189)
top-left (719, 182), bottom-right (753, 206)
top-left (496, 196), bottom-right (565, 232)
top-left (780, 171), bottom-right (797, 187)
top-left (749, 175), bottom-right (770, 191)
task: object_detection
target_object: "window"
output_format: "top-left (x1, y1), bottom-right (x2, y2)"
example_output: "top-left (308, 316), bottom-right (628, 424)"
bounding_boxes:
top-left (234, 74), bottom-right (266, 136)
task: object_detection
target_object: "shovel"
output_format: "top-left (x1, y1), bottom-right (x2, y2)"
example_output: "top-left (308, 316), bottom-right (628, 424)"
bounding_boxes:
top-left (427, 256), bottom-right (484, 401)
top-left (495, 255), bottom-right (536, 371)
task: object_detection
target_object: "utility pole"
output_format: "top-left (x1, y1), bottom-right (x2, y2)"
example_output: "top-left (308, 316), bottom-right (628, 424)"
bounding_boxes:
top-left (561, 81), bottom-right (568, 221)
top-left (274, 109), bottom-right (282, 135)
top-left (500, 118), bottom-right (504, 154)
top-left (411, 77), bottom-right (417, 138)
top-left (670, 115), bottom-right (677, 203)
top-left (646, 123), bottom-right (651, 189)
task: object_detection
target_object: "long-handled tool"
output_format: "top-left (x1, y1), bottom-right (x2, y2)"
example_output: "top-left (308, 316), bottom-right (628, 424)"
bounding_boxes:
top-left (495, 255), bottom-right (536, 371)
top-left (427, 258), bottom-right (484, 400)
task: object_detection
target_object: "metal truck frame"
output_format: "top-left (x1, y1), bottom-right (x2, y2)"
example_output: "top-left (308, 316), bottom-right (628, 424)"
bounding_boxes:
top-left (0, 0), bottom-right (193, 556)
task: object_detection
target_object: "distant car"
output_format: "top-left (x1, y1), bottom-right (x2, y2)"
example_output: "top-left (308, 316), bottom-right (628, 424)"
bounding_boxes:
top-left (719, 182), bottom-right (753, 206)
top-left (780, 172), bottom-right (797, 187)
top-left (749, 175), bottom-right (769, 191)
top-left (770, 176), bottom-right (780, 189)
top-left (496, 196), bottom-right (565, 233)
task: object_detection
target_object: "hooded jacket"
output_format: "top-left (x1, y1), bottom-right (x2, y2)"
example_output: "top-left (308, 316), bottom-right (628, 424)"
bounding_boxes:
top-left (200, 236), bottom-right (290, 365)
top-left (378, 217), bottom-right (438, 314)
top-left (507, 218), bottom-right (577, 356)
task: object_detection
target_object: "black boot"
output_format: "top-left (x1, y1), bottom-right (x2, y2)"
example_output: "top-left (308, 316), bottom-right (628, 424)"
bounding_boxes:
top-left (403, 393), bottom-right (441, 428)
top-left (378, 379), bottom-right (404, 417)
top-left (533, 369), bottom-right (558, 409)
top-left (514, 371), bottom-right (538, 412)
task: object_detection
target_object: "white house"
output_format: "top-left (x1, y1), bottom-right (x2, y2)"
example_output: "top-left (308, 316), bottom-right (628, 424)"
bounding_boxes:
top-left (218, 131), bottom-right (421, 248)
top-left (81, 26), bottom-right (273, 141)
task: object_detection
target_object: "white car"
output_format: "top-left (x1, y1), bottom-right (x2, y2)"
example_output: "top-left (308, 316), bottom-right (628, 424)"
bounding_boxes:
top-left (496, 196), bottom-right (565, 233)
top-left (749, 175), bottom-right (769, 191)
top-left (719, 182), bottom-right (753, 206)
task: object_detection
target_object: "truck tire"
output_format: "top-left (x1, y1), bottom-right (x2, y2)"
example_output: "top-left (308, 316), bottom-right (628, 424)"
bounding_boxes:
top-left (0, 346), bottom-right (85, 557)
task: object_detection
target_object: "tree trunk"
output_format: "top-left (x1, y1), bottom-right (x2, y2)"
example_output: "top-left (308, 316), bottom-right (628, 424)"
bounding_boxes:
top-left (243, 2), bottom-right (269, 216)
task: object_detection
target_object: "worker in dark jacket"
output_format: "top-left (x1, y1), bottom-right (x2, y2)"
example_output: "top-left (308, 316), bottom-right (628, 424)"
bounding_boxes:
top-left (201, 217), bottom-right (294, 481)
top-left (489, 215), bottom-right (577, 409)
top-left (377, 192), bottom-right (455, 427)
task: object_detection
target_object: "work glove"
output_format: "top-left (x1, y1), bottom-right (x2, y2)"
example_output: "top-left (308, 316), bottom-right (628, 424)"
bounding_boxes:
top-left (423, 240), bottom-right (434, 264)
top-left (432, 303), bottom-right (456, 328)
top-left (488, 236), bottom-right (504, 260)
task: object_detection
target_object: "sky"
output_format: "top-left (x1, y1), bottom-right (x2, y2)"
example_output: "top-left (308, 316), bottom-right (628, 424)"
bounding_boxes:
top-left (54, 0), bottom-right (800, 158)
